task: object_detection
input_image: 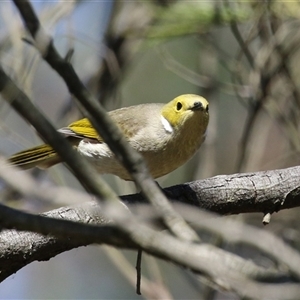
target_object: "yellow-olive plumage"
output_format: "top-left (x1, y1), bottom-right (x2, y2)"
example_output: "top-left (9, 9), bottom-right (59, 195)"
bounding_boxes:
top-left (8, 94), bottom-right (209, 180)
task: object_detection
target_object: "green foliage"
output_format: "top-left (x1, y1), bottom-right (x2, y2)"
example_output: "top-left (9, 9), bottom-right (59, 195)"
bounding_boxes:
top-left (147, 2), bottom-right (250, 39)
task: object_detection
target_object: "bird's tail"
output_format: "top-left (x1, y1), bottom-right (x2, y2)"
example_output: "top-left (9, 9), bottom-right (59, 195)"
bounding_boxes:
top-left (8, 144), bottom-right (60, 169)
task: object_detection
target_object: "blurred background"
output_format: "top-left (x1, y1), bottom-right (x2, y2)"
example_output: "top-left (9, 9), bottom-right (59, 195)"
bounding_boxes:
top-left (1, 0), bottom-right (300, 299)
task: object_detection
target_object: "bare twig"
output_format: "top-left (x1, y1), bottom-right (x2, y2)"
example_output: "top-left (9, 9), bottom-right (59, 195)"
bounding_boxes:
top-left (136, 249), bottom-right (143, 295)
top-left (102, 246), bottom-right (173, 299)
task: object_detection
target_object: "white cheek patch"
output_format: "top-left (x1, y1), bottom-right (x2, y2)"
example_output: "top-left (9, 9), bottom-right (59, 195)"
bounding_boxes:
top-left (161, 116), bottom-right (173, 134)
top-left (77, 140), bottom-right (112, 158)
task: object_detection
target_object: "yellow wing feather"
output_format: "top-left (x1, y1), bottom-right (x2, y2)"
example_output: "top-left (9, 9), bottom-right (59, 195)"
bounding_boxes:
top-left (68, 118), bottom-right (101, 141)
top-left (8, 144), bottom-right (58, 169)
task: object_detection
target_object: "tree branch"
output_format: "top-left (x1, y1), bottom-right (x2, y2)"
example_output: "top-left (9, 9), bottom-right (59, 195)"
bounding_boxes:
top-left (1, 164), bottom-right (300, 291)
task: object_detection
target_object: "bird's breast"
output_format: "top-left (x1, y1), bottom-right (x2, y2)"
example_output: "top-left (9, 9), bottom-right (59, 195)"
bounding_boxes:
top-left (76, 117), bottom-right (206, 180)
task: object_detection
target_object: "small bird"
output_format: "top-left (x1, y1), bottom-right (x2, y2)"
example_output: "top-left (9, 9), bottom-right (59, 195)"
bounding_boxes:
top-left (8, 94), bottom-right (209, 180)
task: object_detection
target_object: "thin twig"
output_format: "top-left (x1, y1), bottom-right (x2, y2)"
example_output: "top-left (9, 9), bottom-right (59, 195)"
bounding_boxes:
top-left (136, 249), bottom-right (143, 295)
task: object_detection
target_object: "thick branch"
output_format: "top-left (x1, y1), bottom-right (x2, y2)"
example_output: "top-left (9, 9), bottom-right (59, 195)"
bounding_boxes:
top-left (0, 202), bottom-right (133, 282)
top-left (0, 201), bottom-right (294, 294)
top-left (161, 165), bottom-right (300, 214)
top-left (1, 165), bottom-right (300, 287)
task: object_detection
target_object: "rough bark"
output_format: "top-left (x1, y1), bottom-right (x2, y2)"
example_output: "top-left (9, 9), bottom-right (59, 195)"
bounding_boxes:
top-left (1, 166), bottom-right (300, 284)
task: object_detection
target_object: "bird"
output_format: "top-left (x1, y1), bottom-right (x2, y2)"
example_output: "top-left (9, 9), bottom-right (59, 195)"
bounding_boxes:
top-left (8, 94), bottom-right (209, 181)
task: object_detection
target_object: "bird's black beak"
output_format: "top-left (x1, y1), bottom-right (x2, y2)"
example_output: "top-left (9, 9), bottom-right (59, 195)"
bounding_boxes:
top-left (190, 101), bottom-right (208, 113)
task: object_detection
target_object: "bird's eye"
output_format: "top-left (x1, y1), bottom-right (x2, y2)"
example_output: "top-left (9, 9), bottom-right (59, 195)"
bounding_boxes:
top-left (206, 105), bottom-right (209, 113)
top-left (176, 102), bottom-right (182, 111)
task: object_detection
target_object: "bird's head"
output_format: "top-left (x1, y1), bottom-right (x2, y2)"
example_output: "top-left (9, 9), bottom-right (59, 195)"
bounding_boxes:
top-left (161, 94), bottom-right (209, 131)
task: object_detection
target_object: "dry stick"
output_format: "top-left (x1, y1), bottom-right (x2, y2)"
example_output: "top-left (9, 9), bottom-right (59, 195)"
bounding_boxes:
top-left (102, 246), bottom-right (173, 299)
top-left (136, 249), bottom-right (143, 295)
top-left (12, 0), bottom-right (198, 243)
